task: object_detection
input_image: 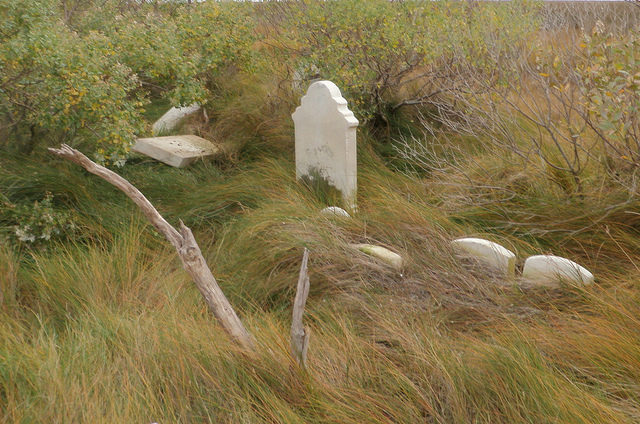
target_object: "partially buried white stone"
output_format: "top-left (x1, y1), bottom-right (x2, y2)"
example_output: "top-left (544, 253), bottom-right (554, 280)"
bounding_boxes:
top-left (451, 237), bottom-right (516, 277)
top-left (132, 135), bottom-right (219, 168)
top-left (522, 255), bottom-right (594, 287)
top-left (351, 243), bottom-right (403, 269)
top-left (152, 103), bottom-right (201, 135)
top-left (292, 81), bottom-right (359, 209)
top-left (320, 206), bottom-right (350, 218)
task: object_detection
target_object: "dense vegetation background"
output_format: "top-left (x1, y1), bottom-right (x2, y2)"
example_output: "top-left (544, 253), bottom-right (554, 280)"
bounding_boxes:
top-left (1, 0), bottom-right (640, 422)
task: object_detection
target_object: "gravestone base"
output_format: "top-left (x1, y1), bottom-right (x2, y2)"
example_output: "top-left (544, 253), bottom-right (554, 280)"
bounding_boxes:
top-left (132, 135), bottom-right (220, 168)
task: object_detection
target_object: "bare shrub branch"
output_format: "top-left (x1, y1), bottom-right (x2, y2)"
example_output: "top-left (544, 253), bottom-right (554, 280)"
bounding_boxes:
top-left (48, 144), bottom-right (255, 351)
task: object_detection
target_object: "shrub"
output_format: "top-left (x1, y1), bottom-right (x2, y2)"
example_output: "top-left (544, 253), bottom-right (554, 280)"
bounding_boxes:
top-left (0, 0), bottom-right (255, 164)
top-left (99, 1), bottom-right (256, 107)
top-left (261, 0), bottom-right (540, 124)
top-left (4, 192), bottom-right (78, 249)
top-left (401, 13), bottom-right (640, 196)
top-left (0, 0), bottom-right (146, 163)
top-left (581, 28), bottom-right (640, 181)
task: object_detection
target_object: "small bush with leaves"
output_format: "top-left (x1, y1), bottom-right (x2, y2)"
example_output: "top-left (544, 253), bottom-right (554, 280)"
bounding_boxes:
top-left (581, 27), bottom-right (640, 174)
top-left (5, 192), bottom-right (77, 249)
top-left (403, 16), bottom-right (639, 196)
top-left (0, 0), bottom-right (254, 164)
top-left (96, 1), bottom-right (256, 108)
top-left (0, 0), bottom-right (146, 164)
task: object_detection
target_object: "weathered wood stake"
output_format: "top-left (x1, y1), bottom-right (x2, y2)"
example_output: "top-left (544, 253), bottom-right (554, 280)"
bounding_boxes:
top-left (49, 144), bottom-right (255, 351)
top-left (291, 248), bottom-right (311, 368)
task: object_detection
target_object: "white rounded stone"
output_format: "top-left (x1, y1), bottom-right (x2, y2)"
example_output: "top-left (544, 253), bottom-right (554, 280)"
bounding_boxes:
top-left (451, 237), bottom-right (516, 277)
top-left (351, 243), bottom-right (403, 269)
top-left (320, 206), bottom-right (350, 218)
top-left (152, 103), bottom-right (201, 135)
top-left (522, 255), bottom-right (594, 287)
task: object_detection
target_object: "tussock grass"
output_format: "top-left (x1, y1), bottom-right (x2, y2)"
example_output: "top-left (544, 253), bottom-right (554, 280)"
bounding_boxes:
top-left (3, 112), bottom-right (640, 422)
top-left (4, 133), bottom-right (640, 422)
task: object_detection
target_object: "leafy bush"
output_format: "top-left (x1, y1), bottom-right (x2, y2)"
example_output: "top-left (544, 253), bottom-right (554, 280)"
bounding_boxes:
top-left (0, 0), bottom-right (255, 163)
top-left (399, 15), bottom-right (640, 195)
top-left (0, 0), bottom-right (146, 163)
top-left (262, 0), bottom-right (540, 123)
top-left (4, 192), bottom-right (77, 249)
top-left (103, 1), bottom-right (256, 107)
top-left (581, 28), bottom-right (640, 178)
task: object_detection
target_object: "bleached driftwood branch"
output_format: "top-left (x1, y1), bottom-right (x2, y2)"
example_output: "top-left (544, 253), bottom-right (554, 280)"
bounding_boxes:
top-left (291, 248), bottom-right (310, 368)
top-left (48, 144), bottom-right (255, 351)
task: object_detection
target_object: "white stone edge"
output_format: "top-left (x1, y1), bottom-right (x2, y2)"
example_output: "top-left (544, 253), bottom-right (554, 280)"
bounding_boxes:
top-left (292, 80), bottom-right (359, 128)
top-left (522, 255), bottom-right (594, 285)
top-left (350, 243), bottom-right (403, 269)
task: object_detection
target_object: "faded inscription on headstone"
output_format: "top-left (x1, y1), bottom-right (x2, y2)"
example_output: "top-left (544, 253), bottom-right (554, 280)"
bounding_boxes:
top-left (292, 81), bottom-right (359, 208)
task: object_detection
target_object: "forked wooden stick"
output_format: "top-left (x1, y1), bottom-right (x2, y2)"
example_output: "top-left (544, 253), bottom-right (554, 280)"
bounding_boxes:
top-left (49, 144), bottom-right (255, 351)
top-left (291, 248), bottom-right (311, 368)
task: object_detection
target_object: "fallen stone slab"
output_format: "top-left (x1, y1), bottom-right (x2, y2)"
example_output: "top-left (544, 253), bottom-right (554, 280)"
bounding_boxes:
top-left (451, 237), bottom-right (516, 277)
top-left (320, 206), bottom-right (350, 218)
top-left (132, 135), bottom-right (220, 168)
top-left (522, 255), bottom-right (594, 287)
top-left (351, 243), bottom-right (403, 269)
top-left (152, 103), bottom-right (201, 135)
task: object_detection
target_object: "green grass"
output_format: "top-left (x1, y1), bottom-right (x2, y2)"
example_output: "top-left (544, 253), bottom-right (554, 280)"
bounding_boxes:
top-left (2, 131), bottom-right (640, 422)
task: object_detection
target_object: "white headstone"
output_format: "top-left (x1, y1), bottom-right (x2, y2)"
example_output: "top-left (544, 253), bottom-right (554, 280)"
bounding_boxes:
top-left (451, 237), bottom-right (516, 277)
top-left (351, 243), bottom-right (403, 269)
top-left (292, 81), bottom-right (359, 209)
top-left (522, 255), bottom-right (594, 287)
top-left (320, 206), bottom-right (350, 218)
top-left (152, 103), bottom-right (201, 135)
top-left (132, 135), bottom-right (219, 168)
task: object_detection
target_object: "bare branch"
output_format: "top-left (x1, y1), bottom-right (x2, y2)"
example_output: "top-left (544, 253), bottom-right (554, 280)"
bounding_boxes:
top-left (48, 144), bottom-right (255, 351)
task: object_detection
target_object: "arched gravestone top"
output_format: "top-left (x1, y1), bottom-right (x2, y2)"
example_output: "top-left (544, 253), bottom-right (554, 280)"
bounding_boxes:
top-left (292, 81), bottom-right (359, 209)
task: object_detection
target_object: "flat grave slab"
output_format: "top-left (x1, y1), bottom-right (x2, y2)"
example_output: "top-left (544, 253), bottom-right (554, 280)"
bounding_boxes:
top-left (132, 135), bottom-right (220, 168)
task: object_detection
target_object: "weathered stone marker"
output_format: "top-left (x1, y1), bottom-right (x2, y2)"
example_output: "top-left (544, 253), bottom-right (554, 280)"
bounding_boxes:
top-left (292, 81), bottom-right (359, 209)
top-left (132, 135), bottom-right (219, 168)
top-left (152, 103), bottom-right (201, 135)
top-left (522, 255), bottom-right (594, 287)
top-left (451, 237), bottom-right (516, 277)
top-left (320, 206), bottom-right (350, 218)
top-left (351, 243), bottom-right (403, 269)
